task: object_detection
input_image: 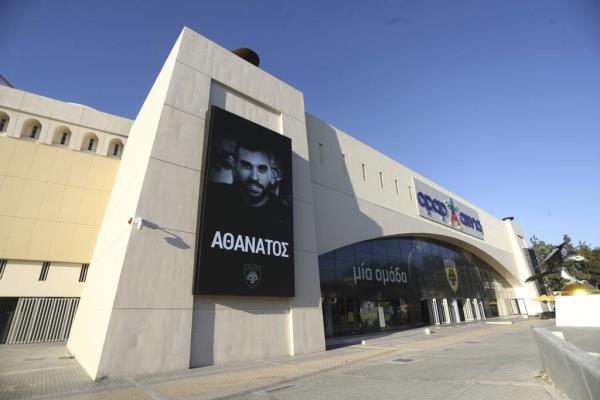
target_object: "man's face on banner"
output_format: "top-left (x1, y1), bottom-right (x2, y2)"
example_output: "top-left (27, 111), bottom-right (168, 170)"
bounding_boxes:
top-left (235, 146), bottom-right (273, 206)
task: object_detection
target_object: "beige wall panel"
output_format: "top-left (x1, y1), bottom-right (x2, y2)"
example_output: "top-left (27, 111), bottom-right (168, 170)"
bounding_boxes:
top-left (68, 152), bottom-right (93, 187)
top-left (38, 183), bottom-right (66, 220)
top-left (7, 141), bottom-right (36, 178)
top-left (164, 61), bottom-right (211, 119)
top-left (96, 309), bottom-right (192, 377)
top-left (59, 186), bottom-right (84, 223)
top-left (86, 157), bottom-right (118, 191)
top-left (77, 189), bottom-right (107, 226)
top-left (0, 260), bottom-right (83, 297)
top-left (49, 150), bottom-right (74, 184)
top-left (0, 176), bottom-right (26, 215)
top-left (5, 218), bottom-right (35, 259)
top-left (176, 28), bottom-right (213, 76)
top-left (16, 180), bottom-right (47, 219)
top-left (48, 223), bottom-right (77, 261)
top-left (70, 225), bottom-right (98, 262)
top-left (291, 307), bottom-right (325, 355)
top-left (190, 296), bottom-right (291, 367)
top-left (209, 83), bottom-right (280, 133)
top-left (0, 86), bottom-right (25, 109)
top-left (282, 115), bottom-right (313, 205)
top-left (0, 215), bottom-right (14, 255)
top-left (26, 220), bottom-right (56, 260)
top-left (0, 137), bottom-right (18, 175)
top-left (134, 157), bottom-right (201, 233)
top-left (28, 144), bottom-right (56, 181)
top-left (113, 228), bottom-right (195, 309)
top-left (20, 92), bottom-right (57, 116)
top-left (104, 117), bottom-right (132, 137)
top-left (80, 108), bottom-right (109, 131)
top-left (291, 250), bottom-right (321, 307)
top-left (50, 102), bottom-right (84, 125)
top-left (151, 105), bottom-right (206, 172)
top-left (0, 260), bottom-right (41, 295)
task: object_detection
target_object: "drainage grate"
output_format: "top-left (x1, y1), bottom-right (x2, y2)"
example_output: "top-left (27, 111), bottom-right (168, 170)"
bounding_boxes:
top-left (392, 358), bottom-right (413, 363)
top-left (464, 341), bottom-right (480, 344)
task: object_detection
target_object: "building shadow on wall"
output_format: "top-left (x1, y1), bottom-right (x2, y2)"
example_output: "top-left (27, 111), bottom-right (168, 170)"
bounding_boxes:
top-left (141, 220), bottom-right (190, 250)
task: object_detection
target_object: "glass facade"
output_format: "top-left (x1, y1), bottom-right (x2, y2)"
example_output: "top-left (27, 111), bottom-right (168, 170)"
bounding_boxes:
top-left (319, 237), bottom-right (514, 337)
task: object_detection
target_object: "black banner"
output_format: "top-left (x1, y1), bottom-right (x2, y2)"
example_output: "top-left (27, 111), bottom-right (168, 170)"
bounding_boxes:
top-left (194, 106), bottom-right (294, 296)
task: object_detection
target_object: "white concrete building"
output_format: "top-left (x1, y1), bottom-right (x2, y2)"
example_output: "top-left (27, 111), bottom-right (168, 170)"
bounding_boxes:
top-left (0, 27), bottom-right (542, 380)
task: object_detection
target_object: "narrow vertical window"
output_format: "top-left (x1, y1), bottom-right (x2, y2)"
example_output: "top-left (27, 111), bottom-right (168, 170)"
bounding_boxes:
top-left (60, 132), bottom-right (68, 145)
top-left (39, 261), bottom-right (50, 281)
top-left (30, 125), bottom-right (39, 139)
top-left (317, 142), bottom-right (324, 162)
top-left (79, 263), bottom-right (89, 282)
top-left (112, 144), bottom-right (120, 156)
top-left (361, 163), bottom-right (367, 181)
top-left (379, 172), bottom-right (384, 189)
top-left (0, 259), bottom-right (6, 279)
top-left (87, 138), bottom-right (95, 151)
top-left (394, 179), bottom-right (399, 195)
top-left (341, 153), bottom-right (347, 174)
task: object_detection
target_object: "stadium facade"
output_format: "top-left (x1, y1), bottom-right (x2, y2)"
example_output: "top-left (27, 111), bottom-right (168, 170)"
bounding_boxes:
top-left (0, 27), bottom-right (542, 379)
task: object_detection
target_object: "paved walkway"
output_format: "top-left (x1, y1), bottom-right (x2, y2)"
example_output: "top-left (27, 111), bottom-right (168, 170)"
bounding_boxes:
top-left (0, 318), bottom-right (566, 400)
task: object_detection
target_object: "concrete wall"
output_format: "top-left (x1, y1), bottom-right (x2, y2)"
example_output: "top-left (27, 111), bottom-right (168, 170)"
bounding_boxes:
top-left (0, 260), bottom-right (83, 297)
top-left (533, 327), bottom-right (600, 400)
top-left (556, 295), bottom-right (600, 327)
top-left (306, 114), bottom-right (542, 314)
top-left (0, 85), bottom-right (130, 157)
top-left (69, 27), bottom-right (324, 379)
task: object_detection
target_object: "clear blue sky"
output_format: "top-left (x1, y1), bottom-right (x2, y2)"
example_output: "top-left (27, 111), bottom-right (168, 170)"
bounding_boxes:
top-left (3, 0), bottom-right (599, 247)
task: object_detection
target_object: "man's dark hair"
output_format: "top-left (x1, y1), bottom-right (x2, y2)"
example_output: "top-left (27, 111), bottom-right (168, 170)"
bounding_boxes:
top-left (234, 134), bottom-right (274, 159)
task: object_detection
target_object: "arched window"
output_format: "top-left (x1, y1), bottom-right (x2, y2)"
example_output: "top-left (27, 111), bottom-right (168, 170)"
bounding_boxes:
top-left (52, 126), bottom-right (72, 146)
top-left (21, 119), bottom-right (42, 140)
top-left (81, 133), bottom-right (99, 152)
top-left (108, 139), bottom-right (124, 158)
top-left (0, 111), bottom-right (9, 133)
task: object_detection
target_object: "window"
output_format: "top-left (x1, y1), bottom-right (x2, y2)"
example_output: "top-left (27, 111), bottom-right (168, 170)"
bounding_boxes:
top-left (52, 127), bottom-right (71, 146)
top-left (0, 259), bottom-right (6, 279)
top-left (394, 179), bottom-right (399, 195)
top-left (108, 139), bottom-right (124, 157)
top-left (81, 133), bottom-right (99, 152)
top-left (318, 142), bottom-right (324, 162)
top-left (341, 153), bottom-right (347, 174)
top-left (21, 119), bottom-right (42, 139)
top-left (379, 172), bottom-right (384, 189)
top-left (30, 125), bottom-right (39, 139)
top-left (79, 264), bottom-right (89, 282)
top-left (39, 261), bottom-right (50, 281)
top-left (361, 163), bottom-right (367, 181)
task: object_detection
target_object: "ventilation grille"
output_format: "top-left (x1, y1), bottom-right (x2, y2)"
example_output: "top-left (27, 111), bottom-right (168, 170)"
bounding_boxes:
top-left (79, 264), bottom-right (89, 282)
top-left (6, 297), bottom-right (80, 344)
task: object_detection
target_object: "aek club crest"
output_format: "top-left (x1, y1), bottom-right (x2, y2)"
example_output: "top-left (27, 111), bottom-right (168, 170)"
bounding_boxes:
top-left (444, 259), bottom-right (459, 293)
top-left (244, 263), bottom-right (262, 288)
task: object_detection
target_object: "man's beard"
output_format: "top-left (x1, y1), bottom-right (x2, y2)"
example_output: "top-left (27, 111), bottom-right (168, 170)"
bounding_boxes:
top-left (244, 180), bottom-right (265, 198)
top-left (241, 180), bottom-right (268, 206)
